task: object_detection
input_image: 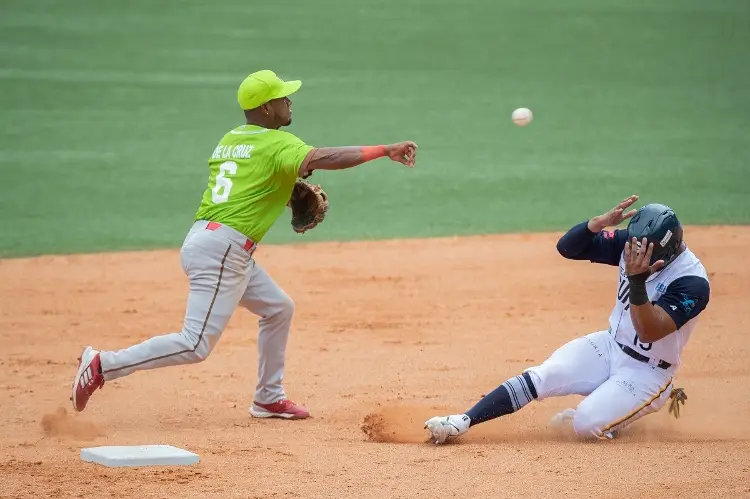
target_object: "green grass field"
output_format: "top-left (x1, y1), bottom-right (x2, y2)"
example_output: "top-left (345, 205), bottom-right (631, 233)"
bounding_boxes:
top-left (1, 0), bottom-right (748, 257)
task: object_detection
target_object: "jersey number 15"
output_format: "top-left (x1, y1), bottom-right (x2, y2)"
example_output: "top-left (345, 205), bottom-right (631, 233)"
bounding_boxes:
top-left (618, 278), bottom-right (653, 351)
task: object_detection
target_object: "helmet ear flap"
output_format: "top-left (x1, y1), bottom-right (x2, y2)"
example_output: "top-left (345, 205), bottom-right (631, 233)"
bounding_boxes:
top-left (656, 224), bottom-right (683, 267)
top-left (656, 244), bottom-right (675, 266)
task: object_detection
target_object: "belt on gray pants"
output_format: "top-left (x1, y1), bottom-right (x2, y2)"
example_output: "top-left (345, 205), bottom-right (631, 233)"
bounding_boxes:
top-left (197, 220), bottom-right (256, 254)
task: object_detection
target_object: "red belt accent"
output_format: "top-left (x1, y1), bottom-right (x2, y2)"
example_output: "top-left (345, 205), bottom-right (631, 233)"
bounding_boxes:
top-left (205, 222), bottom-right (255, 252)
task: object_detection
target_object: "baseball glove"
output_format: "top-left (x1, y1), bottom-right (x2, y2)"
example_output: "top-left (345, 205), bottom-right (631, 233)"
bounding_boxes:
top-left (287, 178), bottom-right (329, 234)
top-left (668, 387), bottom-right (687, 419)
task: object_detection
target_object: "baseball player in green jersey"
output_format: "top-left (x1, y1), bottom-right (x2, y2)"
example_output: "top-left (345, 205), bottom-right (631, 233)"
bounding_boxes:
top-left (71, 69), bottom-right (417, 419)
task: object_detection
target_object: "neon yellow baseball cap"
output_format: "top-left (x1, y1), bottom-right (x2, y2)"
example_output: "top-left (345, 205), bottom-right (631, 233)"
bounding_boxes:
top-left (237, 70), bottom-right (302, 110)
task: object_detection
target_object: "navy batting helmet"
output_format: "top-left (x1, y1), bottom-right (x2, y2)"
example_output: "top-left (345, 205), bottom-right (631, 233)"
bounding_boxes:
top-left (626, 203), bottom-right (683, 267)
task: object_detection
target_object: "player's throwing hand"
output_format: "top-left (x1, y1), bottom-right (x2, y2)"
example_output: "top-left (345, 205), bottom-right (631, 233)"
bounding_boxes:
top-left (387, 141), bottom-right (418, 167)
top-left (587, 195), bottom-right (639, 232)
top-left (624, 237), bottom-right (665, 277)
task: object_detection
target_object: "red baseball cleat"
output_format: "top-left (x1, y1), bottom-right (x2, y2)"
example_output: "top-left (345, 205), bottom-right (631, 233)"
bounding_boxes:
top-left (249, 399), bottom-right (310, 420)
top-left (71, 346), bottom-right (104, 412)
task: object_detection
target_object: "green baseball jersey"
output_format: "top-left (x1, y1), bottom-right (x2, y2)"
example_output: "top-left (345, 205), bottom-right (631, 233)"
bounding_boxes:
top-left (194, 124), bottom-right (314, 243)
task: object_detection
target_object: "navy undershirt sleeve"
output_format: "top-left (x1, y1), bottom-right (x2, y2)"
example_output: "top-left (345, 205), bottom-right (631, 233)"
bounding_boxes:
top-left (654, 275), bottom-right (710, 328)
top-left (556, 221), bottom-right (628, 266)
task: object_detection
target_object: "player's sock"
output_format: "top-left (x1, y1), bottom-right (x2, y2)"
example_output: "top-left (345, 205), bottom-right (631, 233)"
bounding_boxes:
top-left (465, 372), bottom-right (538, 426)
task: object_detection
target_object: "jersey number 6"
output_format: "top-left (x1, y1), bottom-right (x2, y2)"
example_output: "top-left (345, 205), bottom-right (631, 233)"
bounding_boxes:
top-left (212, 161), bottom-right (238, 204)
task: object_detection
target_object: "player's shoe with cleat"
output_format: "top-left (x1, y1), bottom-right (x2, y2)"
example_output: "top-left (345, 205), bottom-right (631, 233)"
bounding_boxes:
top-left (71, 346), bottom-right (104, 412)
top-left (249, 399), bottom-right (310, 420)
top-left (424, 414), bottom-right (470, 444)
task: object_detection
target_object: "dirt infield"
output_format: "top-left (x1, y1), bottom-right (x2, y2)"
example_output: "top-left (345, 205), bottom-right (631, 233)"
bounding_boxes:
top-left (1, 227), bottom-right (749, 499)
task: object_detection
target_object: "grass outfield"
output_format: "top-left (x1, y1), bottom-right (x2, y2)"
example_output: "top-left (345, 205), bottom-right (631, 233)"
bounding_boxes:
top-left (0, 0), bottom-right (748, 257)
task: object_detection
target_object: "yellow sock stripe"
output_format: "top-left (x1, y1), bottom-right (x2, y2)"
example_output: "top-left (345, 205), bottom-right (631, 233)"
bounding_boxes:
top-left (601, 377), bottom-right (673, 433)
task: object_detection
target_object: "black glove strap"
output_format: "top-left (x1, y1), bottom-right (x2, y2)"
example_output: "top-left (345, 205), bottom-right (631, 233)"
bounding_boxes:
top-left (628, 272), bottom-right (650, 306)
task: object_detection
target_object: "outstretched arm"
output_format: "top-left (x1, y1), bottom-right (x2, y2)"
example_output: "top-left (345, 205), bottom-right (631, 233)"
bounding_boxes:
top-left (556, 222), bottom-right (628, 265)
top-left (298, 142), bottom-right (417, 177)
top-left (557, 195), bottom-right (639, 266)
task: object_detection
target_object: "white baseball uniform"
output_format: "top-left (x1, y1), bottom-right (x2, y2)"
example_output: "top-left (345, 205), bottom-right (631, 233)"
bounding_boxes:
top-left (526, 222), bottom-right (710, 438)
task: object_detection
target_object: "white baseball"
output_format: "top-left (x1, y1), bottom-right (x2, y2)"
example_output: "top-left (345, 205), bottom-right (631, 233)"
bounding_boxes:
top-left (512, 107), bottom-right (533, 126)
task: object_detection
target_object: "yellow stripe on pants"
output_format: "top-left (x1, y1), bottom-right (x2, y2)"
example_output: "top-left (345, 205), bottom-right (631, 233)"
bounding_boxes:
top-left (601, 377), bottom-right (673, 433)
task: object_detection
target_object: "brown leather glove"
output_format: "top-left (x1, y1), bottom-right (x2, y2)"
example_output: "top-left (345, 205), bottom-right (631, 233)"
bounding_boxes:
top-left (287, 178), bottom-right (329, 234)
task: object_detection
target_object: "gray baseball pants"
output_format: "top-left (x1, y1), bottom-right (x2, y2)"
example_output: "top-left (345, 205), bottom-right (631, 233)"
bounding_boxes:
top-left (99, 220), bottom-right (293, 405)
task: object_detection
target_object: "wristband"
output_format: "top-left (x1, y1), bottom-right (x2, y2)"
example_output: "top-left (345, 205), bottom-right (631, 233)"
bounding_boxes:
top-left (628, 272), bottom-right (650, 306)
top-left (362, 145), bottom-right (387, 161)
